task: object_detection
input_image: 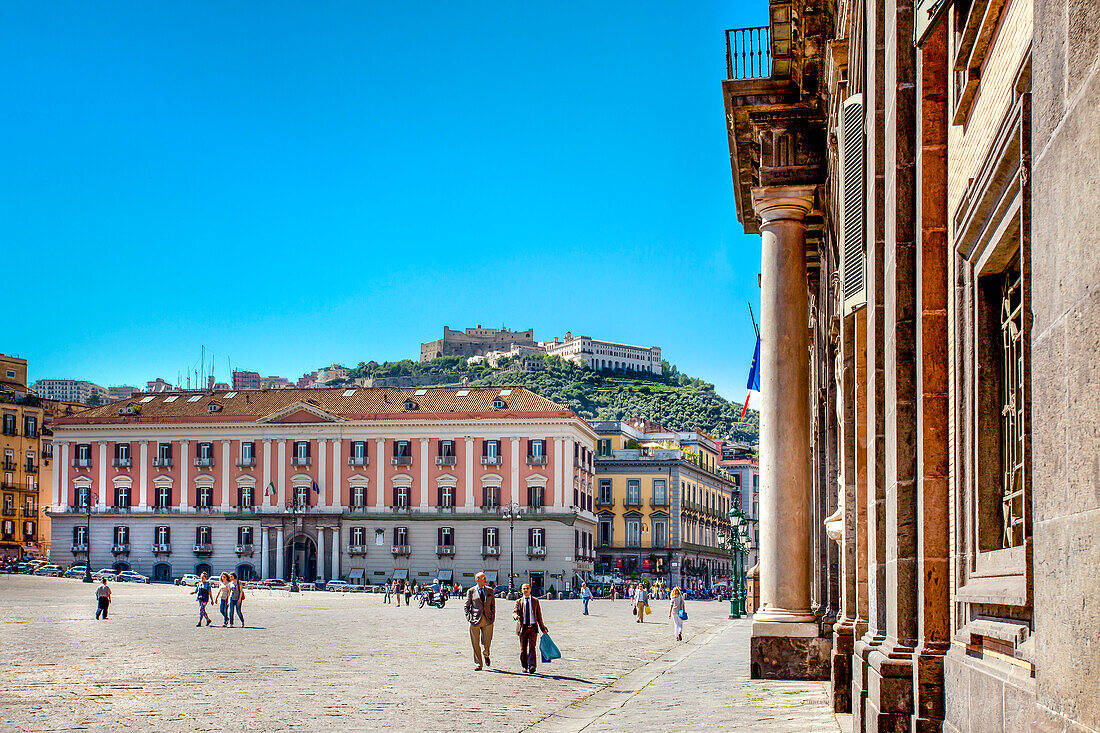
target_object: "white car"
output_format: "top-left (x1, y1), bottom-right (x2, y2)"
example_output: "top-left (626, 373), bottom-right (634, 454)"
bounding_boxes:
top-left (92, 568), bottom-right (119, 581)
top-left (33, 564), bottom-right (64, 576)
top-left (64, 565), bottom-right (88, 579)
top-left (117, 570), bottom-right (150, 584)
top-left (176, 574), bottom-right (200, 587)
top-left (325, 580), bottom-right (350, 592)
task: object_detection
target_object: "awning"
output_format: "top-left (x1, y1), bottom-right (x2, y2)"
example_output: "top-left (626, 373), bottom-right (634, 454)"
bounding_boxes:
top-left (392, 568), bottom-right (409, 580)
top-left (436, 569), bottom-right (453, 581)
top-left (347, 568), bottom-right (365, 579)
top-left (484, 570), bottom-right (499, 583)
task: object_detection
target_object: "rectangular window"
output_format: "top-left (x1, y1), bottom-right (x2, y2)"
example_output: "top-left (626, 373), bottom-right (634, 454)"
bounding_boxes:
top-left (394, 526), bottom-right (408, 546)
top-left (23, 415), bottom-right (37, 437)
top-left (155, 526), bottom-right (170, 545)
top-left (114, 486), bottom-right (131, 509)
top-left (351, 526), bottom-right (365, 545)
top-left (625, 480), bottom-right (641, 507)
top-left (394, 486), bottom-right (410, 509)
top-left (74, 525), bottom-right (88, 545)
top-left (197, 486), bottom-right (213, 509)
top-left (529, 439), bottom-right (544, 457)
top-left (438, 526), bottom-right (454, 546)
top-left (626, 519), bottom-right (641, 547)
top-left (293, 486), bottom-right (309, 508)
top-left (196, 442), bottom-right (214, 466)
top-left (653, 520), bottom-right (667, 548)
top-left (196, 526), bottom-right (212, 545)
top-left (527, 485), bottom-right (544, 508)
top-left (237, 526), bottom-right (253, 545)
top-left (350, 441), bottom-right (367, 465)
top-left (394, 440), bottom-right (411, 457)
top-left (1, 414), bottom-right (14, 435)
top-left (76, 487), bottom-right (90, 510)
top-left (597, 438), bottom-right (612, 456)
top-left (599, 520), bottom-right (612, 546)
top-left (652, 479), bottom-right (667, 506)
top-left (484, 527), bottom-right (498, 547)
top-left (155, 486), bottom-right (171, 509)
top-left (529, 527), bottom-right (544, 548)
top-left (439, 440), bottom-right (455, 457)
top-left (352, 486), bottom-right (366, 509)
top-left (485, 440), bottom-right (499, 458)
top-left (439, 485), bottom-right (455, 508)
top-left (237, 487), bottom-right (254, 509)
top-left (114, 526), bottom-right (129, 546)
top-left (293, 441), bottom-right (310, 465)
top-left (75, 444), bottom-right (91, 467)
top-left (156, 443), bottom-right (172, 466)
top-left (238, 442), bottom-right (255, 466)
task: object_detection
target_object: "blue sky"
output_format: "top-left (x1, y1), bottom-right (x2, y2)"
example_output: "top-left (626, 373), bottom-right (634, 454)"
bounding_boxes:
top-left (3, 2), bottom-right (767, 400)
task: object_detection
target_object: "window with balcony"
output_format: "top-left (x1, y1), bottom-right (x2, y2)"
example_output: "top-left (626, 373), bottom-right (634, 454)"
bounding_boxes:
top-left (483, 526), bottom-right (499, 555)
top-left (2, 414), bottom-right (15, 436)
top-left (438, 485), bottom-right (455, 509)
top-left (392, 440), bottom-right (413, 466)
top-left (527, 527), bottom-right (545, 556)
top-left (23, 415), bottom-right (37, 438)
top-left (527, 439), bottom-right (546, 464)
top-left (392, 526), bottom-right (409, 553)
top-left (292, 441), bottom-right (311, 466)
top-left (114, 486), bottom-right (131, 510)
top-left (237, 487), bottom-right (254, 509)
top-left (293, 485), bottom-right (310, 508)
top-left (349, 441), bottom-right (368, 466)
top-left (76, 487), bottom-right (91, 510)
top-left (482, 485), bottom-right (500, 509)
top-left (351, 485), bottom-right (367, 509)
top-left (113, 525), bottom-right (130, 550)
top-left (393, 486), bottom-right (410, 509)
top-left (237, 526), bottom-right (253, 546)
top-left (437, 526), bottom-right (455, 554)
top-left (482, 439), bottom-right (501, 465)
top-left (155, 443), bottom-right (173, 467)
top-left (238, 442), bottom-right (255, 466)
top-left (3, 449), bottom-right (13, 472)
top-left (75, 443), bottom-right (92, 468)
top-left (625, 480), bottom-right (641, 507)
top-left (73, 525), bottom-right (88, 550)
top-left (652, 479), bottom-right (668, 506)
top-left (350, 526), bottom-right (366, 546)
top-left (113, 443), bottom-right (131, 467)
top-left (25, 451), bottom-right (37, 473)
top-left (625, 519), bottom-right (641, 548)
top-left (196, 442), bottom-right (215, 467)
top-left (526, 485), bottom-right (544, 509)
top-left (155, 486), bottom-right (171, 510)
top-left (196, 486), bottom-right (214, 509)
top-left (437, 440), bottom-right (456, 465)
top-left (155, 525), bottom-right (170, 545)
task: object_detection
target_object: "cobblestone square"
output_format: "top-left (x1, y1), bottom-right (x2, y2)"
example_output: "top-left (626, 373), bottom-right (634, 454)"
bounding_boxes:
top-left (0, 576), bottom-right (839, 732)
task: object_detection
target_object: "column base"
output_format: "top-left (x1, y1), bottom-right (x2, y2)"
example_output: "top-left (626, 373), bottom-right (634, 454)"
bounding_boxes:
top-left (750, 621), bottom-right (831, 680)
top-left (853, 632), bottom-right (884, 727)
top-left (832, 621), bottom-right (856, 713)
top-left (865, 644), bottom-right (915, 732)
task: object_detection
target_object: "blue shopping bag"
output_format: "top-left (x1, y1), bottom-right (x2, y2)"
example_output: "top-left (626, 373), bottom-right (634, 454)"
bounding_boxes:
top-left (539, 633), bottom-right (561, 663)
top-left (678, 609), bottom-right (688, 621)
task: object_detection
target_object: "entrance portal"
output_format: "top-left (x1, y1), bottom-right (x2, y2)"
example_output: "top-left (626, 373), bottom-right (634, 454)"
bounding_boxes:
top-left (529, 571), bottom-right (544, 596)
top-left (153, 563), bottom-right (171, 582)
top-left (284, 535), bottom-right (317, 581)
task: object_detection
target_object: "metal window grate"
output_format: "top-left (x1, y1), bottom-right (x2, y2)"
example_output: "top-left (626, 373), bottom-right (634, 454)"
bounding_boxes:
top-left (725, 27), bottom-right (771, 79)
top-left (1000, 265), bottom-right (1025, 549)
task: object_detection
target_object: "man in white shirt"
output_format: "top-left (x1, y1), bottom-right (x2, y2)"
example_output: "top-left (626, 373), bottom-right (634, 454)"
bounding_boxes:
top-left (512, 583), bottom-right (549, 673)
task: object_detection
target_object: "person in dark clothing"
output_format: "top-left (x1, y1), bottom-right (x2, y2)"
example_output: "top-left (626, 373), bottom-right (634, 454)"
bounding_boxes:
top-left (95, 579), bottom-right (111, 620)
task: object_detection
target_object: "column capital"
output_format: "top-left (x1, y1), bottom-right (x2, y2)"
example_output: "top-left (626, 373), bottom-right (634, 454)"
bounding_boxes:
top-left (750, 186), bottom-right (816, 224)
top-left (263, 438), bottom-right (272, 445)
top-left (180, 439), bottom-right (190, 446)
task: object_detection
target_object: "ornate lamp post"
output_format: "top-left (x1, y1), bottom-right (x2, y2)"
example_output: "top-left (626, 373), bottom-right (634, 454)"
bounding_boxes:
top-left (82, 490), bottom-right (95, 583)
top-left (724, 499), bottom-right (748, 619)
top-left (502, 501), bottom-right (522, 598)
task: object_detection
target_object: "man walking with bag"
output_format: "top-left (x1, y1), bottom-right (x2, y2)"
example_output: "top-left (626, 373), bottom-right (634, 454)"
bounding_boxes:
top-left (513, 583), bottom-right (549, 673)
top-left (633, 583), bottom-right (649, 623)
top-left (464, 572), bottom-right (496, 670)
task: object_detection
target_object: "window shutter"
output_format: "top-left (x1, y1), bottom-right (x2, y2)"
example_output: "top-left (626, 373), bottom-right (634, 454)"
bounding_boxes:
top-left (841, 94), bottom-right (867, 314)
top-left (528, 527), bottom-right (534, 545)
top-left (481, 439), bottom-right (487, 457)
top-left (305, 441), bottom-right (312, 458)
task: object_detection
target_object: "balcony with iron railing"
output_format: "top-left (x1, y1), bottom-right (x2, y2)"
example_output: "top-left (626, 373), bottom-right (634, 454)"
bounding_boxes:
top-left (391, 456), bottom-right (413, 466)
top-left (436, 544), bottom-right (456, 556)
top-left (348, 545), bottom-right (367, 556)
top-left (194, 457), bottom-right (215, 467)
top-left (112, 543), bottom-right (131, 554)
top-left (435, 455), bottom-right (457, 466)
top-left (236, 457), bottom-right (256, 468)
top-left (481, 456), bottom-right (503, 465)
top-left (153, 457), bottom-right (173, 468)
top-left (391, 544), bottom-right (411, 556)
top-left (482, 545), bottom-right (500, 556)
top-left (24, 463), bottom-right (37, 474)
top-left (235, 544), bottom-right (254, 555)
top-left (193, 543), bottom-right (214, 555)
top-left (526, 455), bottom-right (548, 466)
top-left (347, 456), bottom-right (369, 466)
top-left (152, 543), bottom-right (172, 554)
top-left (112, 458), bottom-right (132, 468)
top-left (527, 545), bottom-right (546, 558)
top-left (725, 26), bottom-right (772, 80)
top-left (290, 456), bottom-right (311, 467)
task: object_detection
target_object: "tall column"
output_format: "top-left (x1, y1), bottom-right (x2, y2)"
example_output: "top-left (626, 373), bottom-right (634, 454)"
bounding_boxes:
top-left (464, 437), bottom-right (475, 508)
top-left (180, 440), bottom-right (190, 511)
top-left (554, 437), bottom-right (565, 509)
top-left (749, 185), bottom-right (828, 680)
top-left (138, 441), bottom-right (149, 509)
top-left (510, 438), bottom-right (520, 505)
top-left (374, 438), bottom-right (385, 508)
top-left (59, 442), bottom-right (70, 510)
top-left (260, 527), bottom-right (268, 579)
top-left (331, 525), bottom-right (340, 580)
top-left (276, 526), bottom-right (285, 579)
top-left (97, 442), bottom-right (108, 508)
top-left (316, 528), bottom-right (326, 582)
top-left (330, 438), bottom-right (341, 509)
top-left (262, 439), bottom-right (272, 508)
top-left (220, 440), bottom-right (231, 510)
top-left (277, 439), bottom-right (286, 507)
top-left (419, 438), bottom-right (429, 508)
top-left (318, 439), bottom-right (327, 509)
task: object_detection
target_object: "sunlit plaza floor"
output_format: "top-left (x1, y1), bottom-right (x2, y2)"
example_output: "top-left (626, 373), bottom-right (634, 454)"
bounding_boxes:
top-left (0, 575), bottom-right (843, 732)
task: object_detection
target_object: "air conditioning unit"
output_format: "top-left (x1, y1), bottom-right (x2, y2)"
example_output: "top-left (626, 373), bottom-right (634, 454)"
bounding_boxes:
top-left (119, 405), bottom-right (136, 415)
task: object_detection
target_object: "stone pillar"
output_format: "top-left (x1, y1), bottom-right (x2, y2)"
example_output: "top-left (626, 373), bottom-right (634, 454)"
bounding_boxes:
top-left (510, 437), bottom-right (521, 506)
top-left (330, 439), bottom-right (341, 509)
top-left (180, 440), bottom-right (190, 511)
top-left (262, 439), bottom-right (272, 508)
top-left (138, 441), bottom-right (148, 509)
top-left (912, 20), bottom-right (950, 730)
top-left (554, 437), bottom-right (565, 509)
top-left (331, 525), bottom-right (340, 580)
top-left (277, 439), bottom-right (286, 507)
top-left (419, 438), bottom-right (429, 508)
top-left (260, 528), bottom-right (268, 579)
top-left (749, 185), bottom-right (829, 681)
top-left (375, 439), bottom-right (385, 508)
top-left (276, 526), bottom-right (284, 580)
top-left (832, 309), bottom-right (859, 711)
top-left (464, 437), bottom-right (475, 508)
top-left (316, 528), bottom-right (326, 582)
top-left (220, 440), bottom-right (231, 510)
top-left (317, 439), bottom-right (327, 509)
top-left (97, 442), bottom-right (108, 509)
top-left (59, 442), bottom-right (70, 510)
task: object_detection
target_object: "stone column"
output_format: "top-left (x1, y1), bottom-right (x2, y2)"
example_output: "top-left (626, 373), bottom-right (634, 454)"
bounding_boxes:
top-left (260, 528), bottom-right (268, 579)
top-left (464, 438), bottom-right (475, 508)
top-left (262, 439), bottom-right (272, 508)
top-left (180, 440), bottom-right (190, 511)
top-left (317, 438), bottom-right (327, 509)
top-left (330, 438), bottom-right (341, 509)
top-left (374, 439), bottom-right (385, 508)
top-left (97, 442), bottom-right (108, 508)
top-left (59, 442), bottom-right (70, 510)
top-left (220, 440), bottom-right (231, 510)
top-left (331, 525), bottom-right (340, 580)
top-left (554, 437), bottom-right (565, 509)
top-left (138, 441), bottom-right (149, 509)
top-left (749, 185), bottom-right (829, 680)
top-left (316, 528), bottom-right (326, 582)
top-left (276, 526), bottom-right (284, 579)
top-left (419, 438), bottom-right (429, 508)
top-left (277, 439), bottom-right (286, 507)
top-left (510, 438), bottom-right (520, 506)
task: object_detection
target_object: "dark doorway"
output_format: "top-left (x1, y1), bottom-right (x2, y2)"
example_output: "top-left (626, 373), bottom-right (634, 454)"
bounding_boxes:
top-left (112, 561), bottom-right (130, 572)
top-left (236, 563), bottom-right (256, 581)
top-left (284, 534), bottom-right (317, 581)
top-left (153, 563), bottom-right (171, 582)
top-left (529, 571), bottom-right (544, 596)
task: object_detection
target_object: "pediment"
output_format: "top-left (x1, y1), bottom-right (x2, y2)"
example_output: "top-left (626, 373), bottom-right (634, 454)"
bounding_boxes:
top-left (258, 401), bottom-right (344, 424)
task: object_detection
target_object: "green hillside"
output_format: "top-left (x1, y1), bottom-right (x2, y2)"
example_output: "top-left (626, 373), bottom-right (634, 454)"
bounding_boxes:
top-left (344, 355), bottom-right (758, 443)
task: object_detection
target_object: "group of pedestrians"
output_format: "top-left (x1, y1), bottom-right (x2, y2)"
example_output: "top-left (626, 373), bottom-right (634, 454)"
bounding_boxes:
top-left (383, 579), bottom-right (413, 606)
top-left (190, 571), bottom-right (246, 627)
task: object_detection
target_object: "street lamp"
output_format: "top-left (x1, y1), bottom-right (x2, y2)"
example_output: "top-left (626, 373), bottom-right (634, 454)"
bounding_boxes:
top-left (724, 499), bottom-right (748, 619)
top-left (82, 490), bottom-right (95, 583)
top-left (502, 501), bottom-right (522, 597)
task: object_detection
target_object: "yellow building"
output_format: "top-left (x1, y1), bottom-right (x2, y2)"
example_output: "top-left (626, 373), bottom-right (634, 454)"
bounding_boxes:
top-left (592, 417), bottom-right (737, 589)
top-left (1, 355), bottom-right (44, 561)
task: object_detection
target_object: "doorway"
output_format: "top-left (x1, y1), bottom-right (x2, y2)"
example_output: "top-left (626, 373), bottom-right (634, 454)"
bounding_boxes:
top-left (529, 571), bottom-right (544, 596)
top-left (284, 534), bottom-right (317, 581)
top-left (236, 563), bottom-right (256, 581)
top-left (153, 563), bottom-right (171, 582)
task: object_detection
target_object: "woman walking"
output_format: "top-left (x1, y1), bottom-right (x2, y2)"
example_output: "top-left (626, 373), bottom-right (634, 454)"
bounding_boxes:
top-left (191, 572), bottom-right (213, 627)
top-left (229, 572), bottom-right (245, 627)
top-left (580, 582), bottom-right (593, 616)
top-left (216, 572), bottom-right (232, 626)
top-left (669, 586), bottom-right (686, 641)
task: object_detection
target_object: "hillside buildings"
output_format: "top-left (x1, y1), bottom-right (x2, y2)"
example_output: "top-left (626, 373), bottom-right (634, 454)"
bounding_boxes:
top-left (107, 386), bottom-right (138, 402)
top-left (722, 0), bottom-right (1098, 728)
top-left (592, 418), bottom-right (736, 590)
top-left (421, 325), bottom-right (535, 362)
top-left (47, 386), bottom-right (596, 593)
top-left (33, 379), bottom-right (108, 405)
top-left (544, 333), bottom-right (662, 375)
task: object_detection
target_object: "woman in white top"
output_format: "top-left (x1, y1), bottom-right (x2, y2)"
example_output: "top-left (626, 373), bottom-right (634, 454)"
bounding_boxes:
top-left (669, 586), bottom-right (686, 641)
top-left (216, 572), bottom-right (232, 626)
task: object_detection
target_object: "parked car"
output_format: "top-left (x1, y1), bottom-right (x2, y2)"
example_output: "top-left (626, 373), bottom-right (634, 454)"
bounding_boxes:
top-left (325, 580), bottom-right (350, 592)
top-left (64, 565), bottom-right (88, 579)
top-left (11, 562), bottom-right (32, 574)
top-left (263, 578), bottom-right (288, 588)
top-left (33, 564), bottom-right (64, 576)
top-left (117, 570), bottom-right (150, 584)
top-left (92, 568), bottom-right (119, 581)
top-left (176, 574), bottom-right (200, 587)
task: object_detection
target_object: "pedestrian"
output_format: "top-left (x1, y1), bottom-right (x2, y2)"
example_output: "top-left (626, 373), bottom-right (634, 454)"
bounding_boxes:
top-left (513, 582), bottom-right (549, 673)
top-left (580, 582), bottom-right (593, 616)
top-left (633, 583), bottom-right (649, 623)
top-left (228, 572), bottom-right (244, 628)
top-left (383, 581), bottom-right (391, 604)
top-left (404, 580), bottom-right (412, 606)
top-left (94, 578), bottom-right (111, 620)
top-left (216, 572), bottom-right (232, 626)
top-left (669, 586), bottom-right (686, 641)
top-left (394, 579), bottom-right (402, 607)
top-left (191, 572), bottom-right (213, 627)
top-left (610, 585), bottom-right (616, 601)
top-left (464, 571), bottom-right (496, 671)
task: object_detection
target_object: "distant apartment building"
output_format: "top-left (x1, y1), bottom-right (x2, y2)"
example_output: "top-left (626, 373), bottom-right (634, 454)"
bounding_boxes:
top-left (544, 333), bottom-right (662, 375)
top-left (421, 325), bottom-right (535, 362)
top-left (297, 365), bottom-right (347, 388)
top-left (145, 378), bottom-right (175, 393)
top-left (232, 371), bottom-right (261, 391)
top-left (261, 376), bottom-right (293, 389)
top-left (107, 386), bottom-right (138, 402)
top-left (467, 344), bottom-right (547, 368)
top-left (33, 379), bottom-right (108, 405)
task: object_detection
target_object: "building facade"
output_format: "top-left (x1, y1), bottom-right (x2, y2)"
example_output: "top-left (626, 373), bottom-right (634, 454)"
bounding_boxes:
top-left (232, 371), bottom-right (262, 391)
top-left (1, 355), bottom-right (44, 561)
top-left (33, 379), bottom-right (107, 405)
top-left (592, 419), bottom-right (736, 590)
top-left (420, 325), bottom-right (535, 362)
top-left (48, 387), bottom-right (596, 593)
top-left (722, 0), bottom-right (1098, 729)
top-left (544, 333), bottom-right (662, 375)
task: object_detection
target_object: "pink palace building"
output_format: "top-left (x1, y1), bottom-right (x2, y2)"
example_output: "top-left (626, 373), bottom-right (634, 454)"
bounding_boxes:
top-left (48, 387), bottom-right (597, 593)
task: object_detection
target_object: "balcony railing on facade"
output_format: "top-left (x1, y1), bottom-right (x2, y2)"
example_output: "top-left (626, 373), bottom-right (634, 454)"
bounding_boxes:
top-left (2, 460), bottom-right (15, 471)
top-left (71, 543), bottom-right (88, 553)
top-left (346, 456), bottom-right (369, 466)
top-left (391, 544), bottom-right (411, 556)
top-left (526, 455), bottom-right (548, 466)
top-left (152, 543), bottom-right (171, 554)
top-left (436, 544), bottom-right (456, 556)
top-left (112, 543), bottom-right (130, 554)
top-left (348, 544), bottom-right (367, 555)
top-left (391, 456), bottom-right (413, 466)
top-left (435, 456), bottom-right (457, 466)
top-left (482, 545), bottom-right (501, 556)
top-left (595, 496), bottom-right (616, 509)
top-left (72, 458), bottom-right (93, 468)
top-left (112, 458), bottom-right (132, 468)
top-left (290, 457), bottom-right (311, 467)
top-left (725, 26), bottom-right (772, 80)
top-left (236, 457), bottom-right (256, 468)
top-left (153, 457), bottom-right (173, 468)
top-left (235, 544), bottom-right (254, 555)
top-left (193, 543), bottom-right (214, 555)
top-left (481, 456), bottom-right (503, 465)
top-left (527, 546), bottom-right (546, 558)
top-left (24, 463), bottom-right (38, 474)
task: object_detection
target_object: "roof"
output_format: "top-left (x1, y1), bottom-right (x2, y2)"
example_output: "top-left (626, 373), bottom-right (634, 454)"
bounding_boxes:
top-left (54, 386), bottom-right (576, 426)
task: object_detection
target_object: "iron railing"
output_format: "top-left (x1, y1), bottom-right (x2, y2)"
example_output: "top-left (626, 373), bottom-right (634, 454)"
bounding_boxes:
top-left (725, 26), bottom-right (772, 79)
